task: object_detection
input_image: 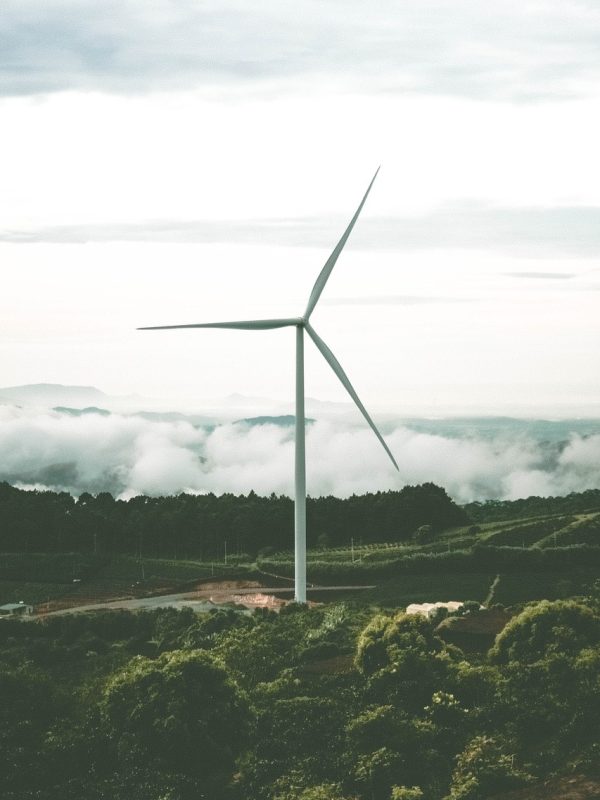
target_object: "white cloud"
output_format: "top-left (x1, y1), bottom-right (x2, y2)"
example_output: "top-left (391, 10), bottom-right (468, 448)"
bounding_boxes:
top-left (5, 206), bottom-right (600, 258)
top-left (2, 1), bottom-right (600, 101)
top-left (2, 404), bottom-right (600, 503)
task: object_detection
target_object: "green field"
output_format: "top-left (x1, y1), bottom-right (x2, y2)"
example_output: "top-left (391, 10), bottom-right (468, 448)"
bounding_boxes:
top-left (2, 506), bottom-right (599, 611)
top-left (0, 554), bottom-right (251, 607)
top-left (357, 573), bottom-right (494, 607)
top-left (0, 579), bottom-right (73, 606)
top-left (490, 570), bottom-right (596, 605)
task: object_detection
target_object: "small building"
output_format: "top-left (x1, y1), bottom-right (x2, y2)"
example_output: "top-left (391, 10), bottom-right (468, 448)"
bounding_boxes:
top-left (0, 601), bottom-right (34, 617)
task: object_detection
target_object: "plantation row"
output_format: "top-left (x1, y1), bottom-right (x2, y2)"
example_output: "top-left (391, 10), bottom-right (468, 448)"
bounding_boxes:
top-left (258, 543), bottom-right (600, 582)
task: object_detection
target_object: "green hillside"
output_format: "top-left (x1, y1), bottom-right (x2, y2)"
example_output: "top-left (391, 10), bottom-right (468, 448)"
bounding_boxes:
top-left (1, 484), bottom-right (598, 610)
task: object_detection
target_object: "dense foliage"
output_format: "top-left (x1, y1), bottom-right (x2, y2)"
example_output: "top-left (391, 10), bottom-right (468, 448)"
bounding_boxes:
top-left (0, 481), bottom-right (468, 558)
top-left (1, 595), bottom-right (599, 800)
top-left (2, 483), bottom-right (600, 797)
top-left (464, 489), bottom-right (600, 522)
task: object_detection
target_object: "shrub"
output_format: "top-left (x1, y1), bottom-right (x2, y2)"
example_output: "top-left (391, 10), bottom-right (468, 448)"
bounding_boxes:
top-left (446, 736), bottom-right (532, 800)
top-left (489, 599), bottom-right (600, 664)
top-left (391, 787), bottom-right (424, 800)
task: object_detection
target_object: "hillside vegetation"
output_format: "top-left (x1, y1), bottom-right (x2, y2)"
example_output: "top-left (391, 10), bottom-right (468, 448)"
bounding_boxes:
top-left (2, 482), bottom-right (600, 798)
top-left (1, 482), bottom-right (599, 609)
top-left (2, 595), bottom-right (600, 799)
top-left (0, 481), bottom-right (468, 557)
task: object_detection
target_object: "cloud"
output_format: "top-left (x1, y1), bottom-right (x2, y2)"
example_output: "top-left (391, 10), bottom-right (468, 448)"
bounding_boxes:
top-left (2, 404), bottom-right (600, 503)
top-left (503, 272), bottom-right (577, 280)
top-left (0, 405), bottom-right (207, 497)
top-left (1, 1), bottom-right (600, 100)
top-left (3, 206), bottom-right (600, 257)
top-left (322, 296), bottom-right (469, 306)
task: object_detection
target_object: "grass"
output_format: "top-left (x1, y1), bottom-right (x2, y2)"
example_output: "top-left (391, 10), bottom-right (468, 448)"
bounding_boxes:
top-left (2, 508), bottom-right (598, 610)
top-left (0, 555), bottom-right (253, 607)
top-left (99, 556), bottom-right (244, 583)
top-left (491, 570), bottom-right (596, 606)
top-left (0, 580), bottom-right (72, 606)
top-left (360, 573), bottom-right (494, 608)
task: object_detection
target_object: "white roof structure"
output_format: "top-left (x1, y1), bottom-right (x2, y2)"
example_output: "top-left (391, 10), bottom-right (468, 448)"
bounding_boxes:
top-left (406, 601), bottom-right (464, 619)
top-left (0, 601), bottom-right (33, 615)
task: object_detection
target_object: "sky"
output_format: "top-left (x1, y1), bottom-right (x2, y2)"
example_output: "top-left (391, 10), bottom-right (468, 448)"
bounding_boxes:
top-left (1, 0), bottom-right (600, 420)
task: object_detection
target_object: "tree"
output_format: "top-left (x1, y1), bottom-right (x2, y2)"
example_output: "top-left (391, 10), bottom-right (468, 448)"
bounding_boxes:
top-left (272, 780), bottom-right (354, 800)
top-left (391, 788), bottom-right (423, 800)
top-left (489, 599), bottom-right (600, 664)
top-left (346, 706), bottom-right (438, 796)
top-left (100, 649), bottom-right (252, 793)
top-left (0, 665), bottom-right (58, 796)
top-left (355, 611), bottom-right (455, 713)
top-left (445, 736), bottom-right (532, 800)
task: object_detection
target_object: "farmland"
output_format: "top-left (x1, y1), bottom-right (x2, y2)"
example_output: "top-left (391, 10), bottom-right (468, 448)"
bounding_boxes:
top-left (1, 485), bottom-right (598, 612)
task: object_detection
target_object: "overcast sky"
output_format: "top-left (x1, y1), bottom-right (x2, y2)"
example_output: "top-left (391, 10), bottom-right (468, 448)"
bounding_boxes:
top-left (1, 0), bottom-right (599, 418)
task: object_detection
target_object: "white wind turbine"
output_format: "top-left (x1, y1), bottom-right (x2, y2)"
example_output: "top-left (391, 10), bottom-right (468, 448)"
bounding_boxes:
top-left (139, 168), bottom-right (398, 602)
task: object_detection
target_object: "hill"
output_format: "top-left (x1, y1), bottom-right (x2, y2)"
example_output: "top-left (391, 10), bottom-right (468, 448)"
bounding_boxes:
top-left (0, 383), bottom-right (107, 407)
top-left (1, 482), bottom-right (599, 610)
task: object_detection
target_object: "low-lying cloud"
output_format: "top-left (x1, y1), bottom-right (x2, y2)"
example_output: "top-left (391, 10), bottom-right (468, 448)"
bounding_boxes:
top-left (1, 405), bottom-right (600, 504)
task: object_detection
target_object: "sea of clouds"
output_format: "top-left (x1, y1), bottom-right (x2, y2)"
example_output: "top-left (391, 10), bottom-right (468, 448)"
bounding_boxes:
top-left (1, 404), bottom-right (600, 504)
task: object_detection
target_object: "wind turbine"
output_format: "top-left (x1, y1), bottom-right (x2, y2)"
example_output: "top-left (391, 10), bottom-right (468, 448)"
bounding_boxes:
top-left (139, 168), bottom-right (398, 602)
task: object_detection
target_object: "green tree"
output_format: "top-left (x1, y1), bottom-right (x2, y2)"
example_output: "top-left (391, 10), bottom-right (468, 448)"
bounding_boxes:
top-left (489, 599), bottom-right (600, 664)
top-left (445, 736), bottom-right (532, 800)
top-left (100, 649), bottom-right (252, 793)
top-left (356, 612), bottom-right (456, 713)
top-left (0, 665), bottom-right (58, 797)
top-left (390, 788), bottom-right (423, 800)
top-left (346, 706), bottom-right (441, 798)
top-left (272, 780), bottom-right (354, 800)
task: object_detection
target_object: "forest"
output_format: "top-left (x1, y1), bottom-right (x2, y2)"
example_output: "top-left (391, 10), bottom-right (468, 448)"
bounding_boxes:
top-left (2, 594), bottom-right (600, 800)
top-left (4, 481), bottom-right (600, 561)
top-left (2, 483), bottom-right (600, 799)
top-left (0, 481), bottom-right (469, 558)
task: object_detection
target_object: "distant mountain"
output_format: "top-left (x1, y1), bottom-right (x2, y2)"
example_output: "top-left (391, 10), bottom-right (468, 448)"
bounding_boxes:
top-left (53, 406), bottom-right (111, 417)
top-left (402, 416), bottom-right (600, 443)
top-left (234, 415), bottom-right (315, 427)
top-left (0, 383), bottom-right (107, 407)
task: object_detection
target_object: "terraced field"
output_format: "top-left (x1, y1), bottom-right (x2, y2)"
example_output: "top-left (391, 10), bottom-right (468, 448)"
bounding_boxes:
top-left (2, 507), bottom-right (598, 612)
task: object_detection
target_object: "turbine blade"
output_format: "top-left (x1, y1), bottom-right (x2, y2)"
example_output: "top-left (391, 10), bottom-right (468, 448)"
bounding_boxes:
top-left (138, 317), bottom-right (302, 331)
top-left (304, 167), bottom-right (380, 320)
top-left (306, 322), bottom-right (399, 471)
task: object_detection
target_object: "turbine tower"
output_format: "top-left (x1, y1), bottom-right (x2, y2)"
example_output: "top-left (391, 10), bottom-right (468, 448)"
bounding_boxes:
top-left (139, 168), bottom-right (398, 602)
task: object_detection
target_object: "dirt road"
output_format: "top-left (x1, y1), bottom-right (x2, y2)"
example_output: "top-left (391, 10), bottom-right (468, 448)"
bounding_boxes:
top-left (39, 583), bottom-right (376, 616)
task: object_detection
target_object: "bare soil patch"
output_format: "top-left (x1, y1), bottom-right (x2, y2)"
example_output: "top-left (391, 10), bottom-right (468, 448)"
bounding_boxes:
top-left (193, 579), bottom-right (263, 592)
top-left (436, 608), bottom-right (512, 651)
